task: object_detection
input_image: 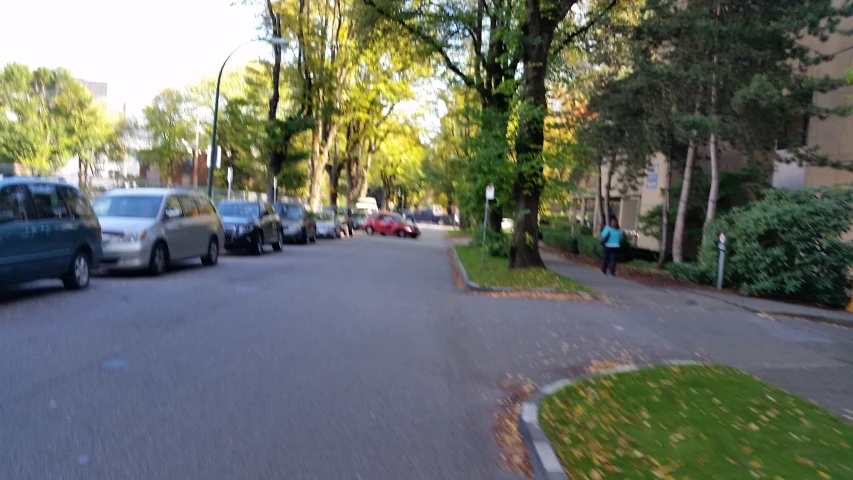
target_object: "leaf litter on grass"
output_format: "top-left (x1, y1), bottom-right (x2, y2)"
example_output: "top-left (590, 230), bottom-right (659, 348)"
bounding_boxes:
top-left (538, 365), bottom-right (853, 479)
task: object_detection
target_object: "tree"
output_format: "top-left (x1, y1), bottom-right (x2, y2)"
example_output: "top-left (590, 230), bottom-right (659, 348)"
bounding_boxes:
top-left (139, 88), bottom-right (196, 185)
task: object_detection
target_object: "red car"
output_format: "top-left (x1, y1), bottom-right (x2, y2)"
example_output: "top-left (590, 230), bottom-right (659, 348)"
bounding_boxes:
top-left (363, 211), bottom-right (420, 238)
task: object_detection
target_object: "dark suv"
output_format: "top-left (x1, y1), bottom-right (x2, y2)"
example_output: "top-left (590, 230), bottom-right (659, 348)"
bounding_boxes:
top-left (0, 177), bottom-right (102, 290)
top-left (217, 200), bottom-right (284, 255)
top-left (274, 201), bottom-right (316, 244)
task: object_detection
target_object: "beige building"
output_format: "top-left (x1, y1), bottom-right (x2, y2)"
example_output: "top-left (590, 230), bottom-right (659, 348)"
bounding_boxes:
top-left (570, 13), bottom-right (853, 252)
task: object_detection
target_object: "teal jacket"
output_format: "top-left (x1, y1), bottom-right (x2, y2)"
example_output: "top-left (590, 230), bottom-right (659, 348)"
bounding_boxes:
top-left (600, 226), bottom-right (622, 248)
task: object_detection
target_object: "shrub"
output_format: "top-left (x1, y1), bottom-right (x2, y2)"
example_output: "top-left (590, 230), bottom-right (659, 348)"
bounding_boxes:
top-left (469, 225), bottom-right (511, 258)
top-left (541, 227), bottom-right (578, 253)
top-left (577, 235), bottom-right (604, 258)
top-left (697, 187), bottom-right (853, 307)
top-left (665, 262), bottom-right (711, 284)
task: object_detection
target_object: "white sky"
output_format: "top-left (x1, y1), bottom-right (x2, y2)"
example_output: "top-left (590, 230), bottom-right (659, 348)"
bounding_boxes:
top-left (0, 0), bottom-right (442, 135)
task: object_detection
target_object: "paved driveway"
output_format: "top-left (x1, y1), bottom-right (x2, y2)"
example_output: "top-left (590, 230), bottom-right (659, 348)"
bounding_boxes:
top-left (1, 228), bottom-right (850, 479)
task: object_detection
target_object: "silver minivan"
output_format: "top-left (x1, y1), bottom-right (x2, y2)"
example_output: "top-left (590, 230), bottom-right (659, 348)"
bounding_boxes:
top-left (92, 188), bottom-right (225, 275)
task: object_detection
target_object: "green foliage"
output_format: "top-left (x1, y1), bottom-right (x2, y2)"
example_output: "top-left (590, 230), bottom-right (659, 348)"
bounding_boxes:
top-left (576, 235), bottom-right (604, 258)
top-left (695, 187), bottom-right (853, 307)
top-left (454, 245), bottom-right (592, 293)
top-left (468, 225), bottom-right (511, 258)
top-left (541, 226), bottom-right (579, 253)
top-left (664, 262), bottom-right (711, 284)
top-left (639, 168), bottom-right (769, 259)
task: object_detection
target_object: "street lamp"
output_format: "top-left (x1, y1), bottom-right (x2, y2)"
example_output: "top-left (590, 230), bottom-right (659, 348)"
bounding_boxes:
top-left (206, 37), bottom-right (289, 198)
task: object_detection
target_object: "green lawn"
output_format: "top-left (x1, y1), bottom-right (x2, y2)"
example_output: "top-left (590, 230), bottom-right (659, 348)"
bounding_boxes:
top-left (446, 230), bottom-right (472, 238)
top-left (539, 364), bottom-right (853, 480)
top-left (454, 245), bottom-right (591, 293)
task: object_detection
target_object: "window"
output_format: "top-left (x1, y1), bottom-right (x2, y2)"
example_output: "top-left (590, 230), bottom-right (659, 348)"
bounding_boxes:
top-left (0, 185), bottom-right (31, 222)
top-left (58, 186), bottom-right (94, 219)
top-left (164, 196), bottom-right (183, 217)
top-left (777, 115), bottom-right (810, 150)
top-left (178, 195), bottom-right (199, 217)
top-left (93, 195), bottom-right (164, 218)
top-left (194, 196), bottom-right (216, 215)
top-left (28, 184), bottom-right (70, 219)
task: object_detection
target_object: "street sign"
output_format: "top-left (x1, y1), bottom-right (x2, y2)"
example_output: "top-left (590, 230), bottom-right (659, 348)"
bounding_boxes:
top-left (227, 166), bottom-right (233, 183)
top-left (485, 184), bottom-right (495, 200)
top-left (207, 145), bottom-right (222, 169)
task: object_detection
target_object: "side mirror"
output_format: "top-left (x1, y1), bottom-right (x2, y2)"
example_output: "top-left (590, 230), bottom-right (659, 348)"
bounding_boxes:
top-left (164, 208), bottom-right (181, 220)
top-left (0, 211), bottom-right (15, 224)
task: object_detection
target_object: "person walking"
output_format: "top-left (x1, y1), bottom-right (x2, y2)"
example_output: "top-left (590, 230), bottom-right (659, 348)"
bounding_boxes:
top-left (600, 217), bottom-right (622, 276)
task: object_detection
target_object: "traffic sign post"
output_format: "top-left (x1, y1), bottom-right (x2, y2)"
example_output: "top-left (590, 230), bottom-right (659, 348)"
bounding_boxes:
top-left (717, 232), bottom-right (726, 290)
top-left (482, 184), bottom-right (495, 264)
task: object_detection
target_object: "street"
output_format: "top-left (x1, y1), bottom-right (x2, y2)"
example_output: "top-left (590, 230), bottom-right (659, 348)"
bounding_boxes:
top-left (2, 227), bottom-right (852, 480)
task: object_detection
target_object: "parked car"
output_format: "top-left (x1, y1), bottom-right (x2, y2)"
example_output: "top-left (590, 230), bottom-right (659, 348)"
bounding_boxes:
top-left (0, 177), bottom-right (102, 290)
top-left (352, 208), bottom-right (370, 229)
top-left (274, 201), bottom-right (316, 244)
top-left (92, 188), bottom-right (224, 275)
top-left (407, 206), bottom-right (452, 225)
top-left (314, 210), bottom-right (343, 238)
top-left (324, 206), bottom-right (353, 236)
top-left (363, 211), bottom-right (420, 238)
top-left (217, 200), bottom-right (283, 255)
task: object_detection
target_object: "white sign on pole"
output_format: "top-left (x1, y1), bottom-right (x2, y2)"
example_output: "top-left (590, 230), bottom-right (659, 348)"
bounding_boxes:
top-left (485, 184), bottom-right (495, 200)
top-left (207, 145), bottom-right (222, 169)
top-left (227, 166), bottom-right (233, 183)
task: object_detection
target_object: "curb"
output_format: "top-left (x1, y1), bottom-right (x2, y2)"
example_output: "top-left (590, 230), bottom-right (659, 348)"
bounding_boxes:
top-left (689, 291), bottom-right (853, 329)
top-left (449, 246), bottom-right (594, 300)
top-left (518, 359), bottom-right (704, 480)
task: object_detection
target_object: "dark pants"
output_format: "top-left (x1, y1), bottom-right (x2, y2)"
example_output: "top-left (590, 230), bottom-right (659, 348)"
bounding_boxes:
top-left (601, 247), bottom-right (617, 275)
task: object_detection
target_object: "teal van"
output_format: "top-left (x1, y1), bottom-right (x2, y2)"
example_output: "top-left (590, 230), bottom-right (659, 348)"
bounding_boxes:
top-left (0, 177), bottom-right (102, 290)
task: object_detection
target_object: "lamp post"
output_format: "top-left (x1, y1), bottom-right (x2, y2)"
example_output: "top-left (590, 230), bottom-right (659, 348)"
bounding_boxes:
top-left (206, 37), bottom-right (288, 198)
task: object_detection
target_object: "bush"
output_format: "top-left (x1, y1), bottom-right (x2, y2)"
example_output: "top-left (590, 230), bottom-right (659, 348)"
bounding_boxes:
top-left (469, 225), bottom-right (511, 258)
top-left (696, 187), bottom-right (853, 307)
top-left (577, 235), bottom-right (604, 258)
top-left (541, 227), bottom-right (578, 253)
top-left (665, 262), bottom-right (711, 284)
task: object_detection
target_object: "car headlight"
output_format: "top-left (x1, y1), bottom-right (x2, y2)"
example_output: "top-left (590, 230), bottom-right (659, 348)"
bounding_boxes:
top-left (284, 223), bottom-right (300, 232)
top-left (238, 224), bottom-right (254, 234)
top-left (405, 226), bottom-right (413, 232)
top-left (120, 231), bottom-right (147, 243)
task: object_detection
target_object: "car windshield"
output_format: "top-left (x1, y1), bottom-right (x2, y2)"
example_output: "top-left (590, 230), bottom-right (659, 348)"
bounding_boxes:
top-left (92, 195), bottom-right (163, 218)
top-left (217, 202), bottom-right (260, 218)
top-left (315, 211), bottom-right (334, 221)
top-left (392, 214), bottom-right (404, 222)
top-left (275, 204), bottom-right (303, 219)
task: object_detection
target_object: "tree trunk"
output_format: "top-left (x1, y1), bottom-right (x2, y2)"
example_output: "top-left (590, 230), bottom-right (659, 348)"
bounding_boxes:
top-left (593, 160), bottom-right (603, 235)
top-left (358, 145), bottom-right (373, 198)
top-left (672, 138), bottom-right (697, 263)
top-left (704, 131), bottom-right (719, 237)
top-left (507, 12), bottom-right (554, 269)
top-left (308, 115), bottom-right (323, 207)
top-left (309, 121), bottom-right (337, 210)
top-left (657, 159), bottom-right (671, 268)
top-left (265, 1), bottom-right (282, 202)
top-left (603, 162), bottom-right (613, 226)
top-left (345, 152), bottom-right (353, 213)
top-left (579, 198), bottom-right (587, 234)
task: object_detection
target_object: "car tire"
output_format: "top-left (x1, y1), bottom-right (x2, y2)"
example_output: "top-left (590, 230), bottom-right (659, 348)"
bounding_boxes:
top-left (365, 226), bottom-right (374, 235)
top-left (309, 229), bottom-right (317, 243)
top-left (396, 230), bottom-right (406, 238)
top-left (298, 228), bottom-right (308, 244)
top-left (335, 227), bottom-right (341, 239)
top-left (272, 230), bottom-right (283, 252)
top-left (149, 242), bottom-right (169, 276)
top-left (201, 237), bottom-right (219, 266)
top-left (253, 232), bottom-right (264, 255)
top-left (62, 249), bottom-right (91, 290)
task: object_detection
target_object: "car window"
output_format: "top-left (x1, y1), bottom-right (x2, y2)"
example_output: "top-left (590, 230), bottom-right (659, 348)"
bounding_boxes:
top-left (178, 195), bottom-right (199, 217)
top-left (164, 196), bottom-right (183, 217)
top-left (0, 185), bottom-right (31, 222)
top-left (57, 186), bottom-right (94, 219)
top-left (93, 195), bottom-right (164, 218)
top-left (28, 184), bottom-right (70, 219)
top-left (195, 196), bottom-right (216, 215)
top-left (217, 202), bottom-right (260, 218)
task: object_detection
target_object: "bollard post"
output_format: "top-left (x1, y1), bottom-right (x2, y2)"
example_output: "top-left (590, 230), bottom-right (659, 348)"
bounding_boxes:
top-left (716, 232), bottom-right (726, 290)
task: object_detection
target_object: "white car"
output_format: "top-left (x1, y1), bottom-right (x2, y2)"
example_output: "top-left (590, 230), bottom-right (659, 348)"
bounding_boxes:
top-left (314, 211), bottom-right (342, 238)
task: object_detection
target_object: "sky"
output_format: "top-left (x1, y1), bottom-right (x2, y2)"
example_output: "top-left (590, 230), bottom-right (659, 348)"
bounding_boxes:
top-left (0, 0), bottom-right (443, 134)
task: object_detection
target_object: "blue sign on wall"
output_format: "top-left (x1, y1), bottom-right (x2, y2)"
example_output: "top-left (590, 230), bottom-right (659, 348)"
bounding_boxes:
top-left (645, 162), bottom-right (660, 190)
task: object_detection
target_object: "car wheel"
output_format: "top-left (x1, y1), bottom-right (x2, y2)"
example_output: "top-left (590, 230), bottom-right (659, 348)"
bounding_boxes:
top-left (298, 228), bottom-right (308, 244)
top-left (62, 249), bottom-right (91, 290)
top-left (397, 230), bottom-right (406, 238)
top-left (309, 229), bottom-right (317, 243)
top-left (149, 242), bottom-right (168, 276)
top-left (365, 226), bottom-right (374, 235)
top-left (272, 230), bottom-right (283, 252)
top-left (253, 232), bottom-right (264, 255)
top-left (335, 227), bottom-right (341, 239)
top-left (201, 237), bottom-right (219, 266)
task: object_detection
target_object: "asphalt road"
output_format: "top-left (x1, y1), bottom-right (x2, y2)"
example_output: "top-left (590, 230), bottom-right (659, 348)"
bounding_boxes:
top-left (2, 226), bottom-right (851, 479)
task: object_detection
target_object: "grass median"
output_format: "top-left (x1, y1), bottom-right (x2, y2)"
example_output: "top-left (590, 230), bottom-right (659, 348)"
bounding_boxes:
top-left (454, 245), bottom-right (591, 293)
top-left (446, 230), bottom-right (471, 238)
top-left (539, 364), bottom-right (853, 479)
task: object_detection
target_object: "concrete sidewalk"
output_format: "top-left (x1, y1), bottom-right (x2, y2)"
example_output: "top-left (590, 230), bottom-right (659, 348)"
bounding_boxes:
top-left (542, 251), bottom-right (853, 327)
